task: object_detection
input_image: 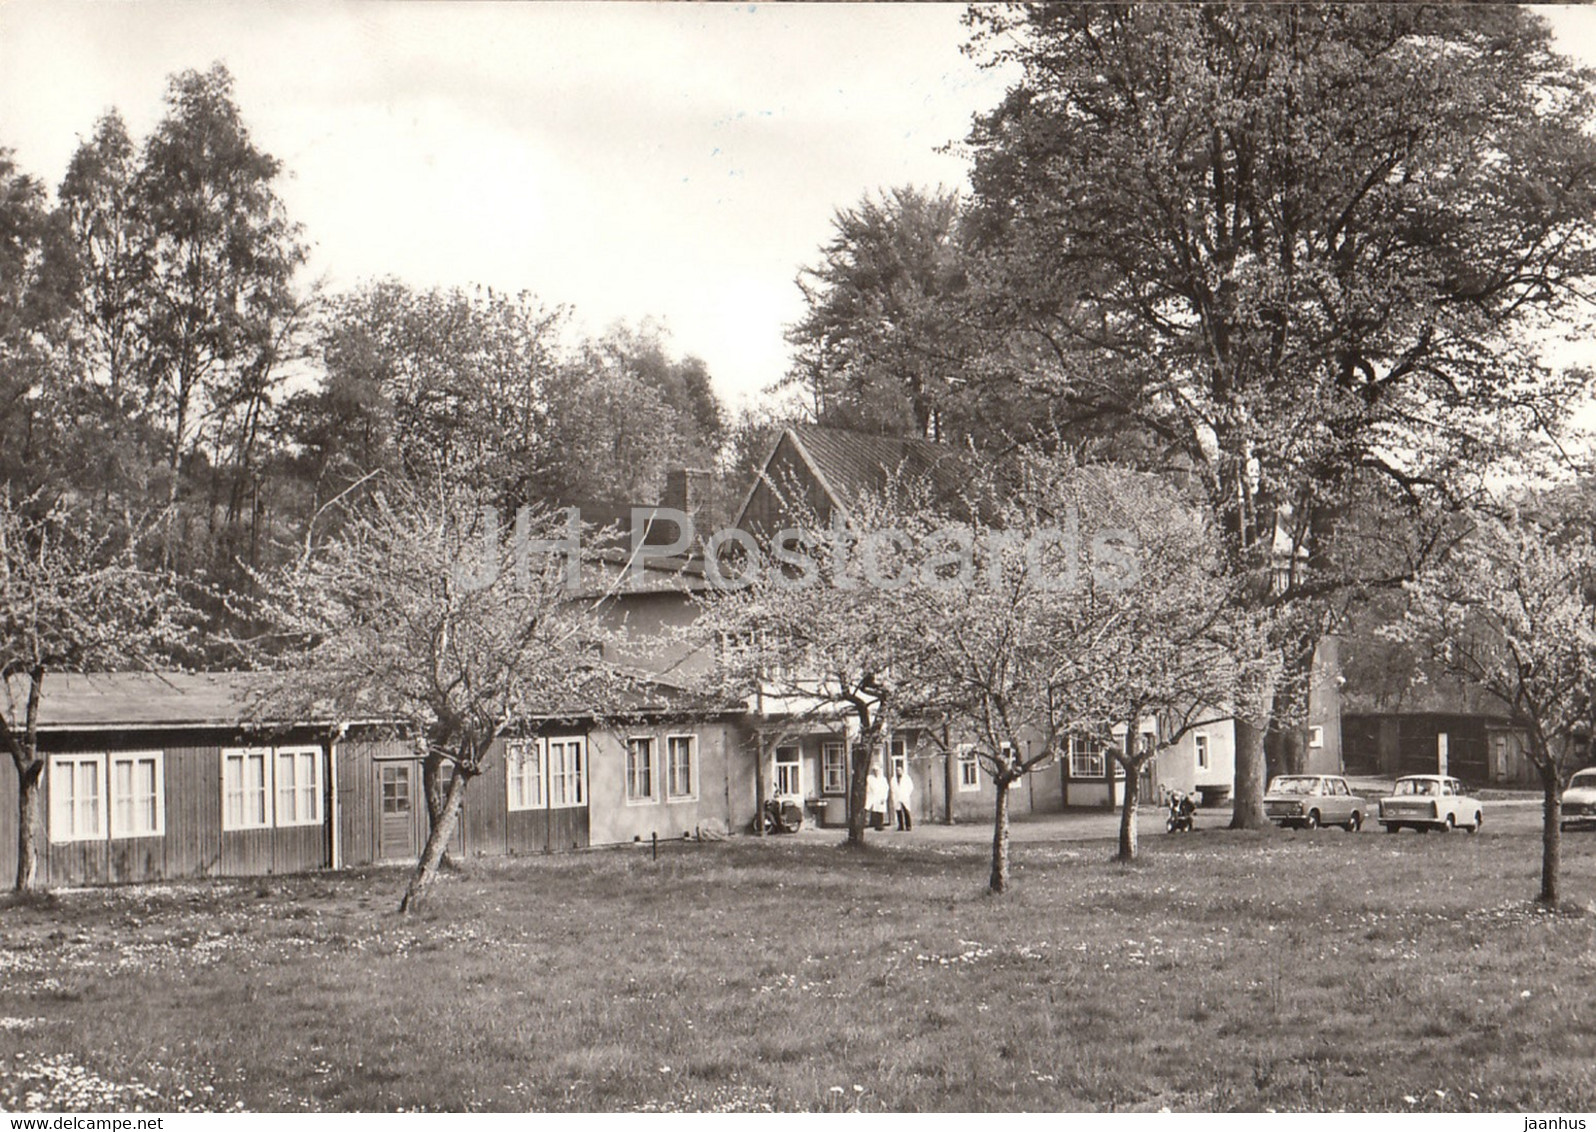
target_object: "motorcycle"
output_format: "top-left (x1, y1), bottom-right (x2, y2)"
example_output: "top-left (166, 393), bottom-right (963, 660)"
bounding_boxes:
top-left (1166, 792), bottom-right (1196, 833)
top-left (755, 796), bottom-right (805, 834)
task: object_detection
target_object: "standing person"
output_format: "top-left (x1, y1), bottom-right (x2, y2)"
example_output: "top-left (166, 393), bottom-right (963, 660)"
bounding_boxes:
top-left (893, 766), bottom-right (915, 831)
top-left (865, 765), bottom-right (888, 831)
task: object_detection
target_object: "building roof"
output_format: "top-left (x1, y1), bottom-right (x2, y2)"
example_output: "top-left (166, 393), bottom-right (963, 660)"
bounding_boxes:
top-left (784, 424), bottom-right (974, 515)
top-left (734, 424), bottom-right (981, 532)
top-left (4, 669), bottom-right (738, 733)
top-left (4, 671), bottom-right (313, 732)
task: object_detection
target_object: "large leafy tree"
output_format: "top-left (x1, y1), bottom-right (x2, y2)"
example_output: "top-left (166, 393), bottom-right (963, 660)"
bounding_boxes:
top-left (782, 186), bottom-right (1066, 451)
top-left (298, 287), bottom-right (726, 519)
top-left (302, 280), bottom-right (569, 514)
top-left (137, 63), bottom-right (308, 563)
top-left (1399, 507), bottom-right (1596, 907)
top-left (55, 112), bottom-right (158, 510)
top-left (785, 187), bottom-right (975, 442)
top-left (962, 5), bottom-right (1596, 826)
top-left (0, 148), bottom-right (76, 501)
top-left (0, 500), bottom-right (200, 890)
top-left (19, 67), bottom-right (311, 584)
top-left (586, 321), bottom-right (724, 457)
top-left (249, 469), bottom-right (626, 912)
top-left (693, 485), bottom-right (941, 849)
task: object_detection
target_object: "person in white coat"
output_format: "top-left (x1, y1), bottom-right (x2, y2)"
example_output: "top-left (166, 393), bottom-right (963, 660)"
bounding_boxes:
top-left (893, 767), bottom-right (915, 830)
top-left (865, 765), bottom-right (889, 831)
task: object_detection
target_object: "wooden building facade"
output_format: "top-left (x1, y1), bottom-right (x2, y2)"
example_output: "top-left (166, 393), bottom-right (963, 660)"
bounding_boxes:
top-left (1341, 712), bottom-right (1534, 785)
top-left (0, 674), bottom-right (757, 888)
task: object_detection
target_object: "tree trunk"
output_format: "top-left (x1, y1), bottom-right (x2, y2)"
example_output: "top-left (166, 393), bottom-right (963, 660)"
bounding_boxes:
top-left (1284, 727), bottom-right (1306, 776)
top-left (399, 767), bottom-right (472, 914)
top-left (753, 730), bottom-right (766, 838)
top-left (943, 724), bottom-right (956, 824)
top-left (1265, 638), bottom-right (1315, 780)
top-left (13, 759), bottom-right (42, 892)
top-left (1265, 725), bottom-right (1306, 782)
top-left (420, 748), bottom-right (453, 869)
top-left (1116, 761), bottom-right (1140, 862)
top-left (846, 734), bottom-right (876, 848)
top-left (988, 777), bottom-right (1011, 894)
top-left (1538, 761), bottom-right (1561, 907)
top-left (1230, 715), bottom-right (1271, 829)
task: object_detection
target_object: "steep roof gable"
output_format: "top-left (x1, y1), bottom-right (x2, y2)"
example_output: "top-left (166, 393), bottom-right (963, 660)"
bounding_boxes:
top-left (735, 424), bottom-right (977, 530)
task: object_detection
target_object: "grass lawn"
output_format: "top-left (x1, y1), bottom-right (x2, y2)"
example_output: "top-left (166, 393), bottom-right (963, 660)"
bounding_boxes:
top-left (1, 815), bottom-right (1594, 1113)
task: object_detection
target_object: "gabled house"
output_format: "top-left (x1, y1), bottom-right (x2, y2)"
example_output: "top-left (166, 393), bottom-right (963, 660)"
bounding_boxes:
top-left (731, 426), bottom-right (980, 826)
top-left (729, 424), bottom-right (1342, 823)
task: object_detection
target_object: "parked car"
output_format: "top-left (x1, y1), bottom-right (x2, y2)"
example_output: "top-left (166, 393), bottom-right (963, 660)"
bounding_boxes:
top-left (1378, 775), bottom-right (1482, 833)
top-left (1263, 774), bottom-right (1365, 831)
top-left (1561, 768), bottom-right (1596, 832)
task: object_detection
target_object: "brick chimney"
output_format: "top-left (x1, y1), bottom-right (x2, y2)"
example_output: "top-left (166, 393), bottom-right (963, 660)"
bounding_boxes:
top-left (661, 467), bottom-right (714, 519)
top-left (644, 467), bottom-right (715, 549)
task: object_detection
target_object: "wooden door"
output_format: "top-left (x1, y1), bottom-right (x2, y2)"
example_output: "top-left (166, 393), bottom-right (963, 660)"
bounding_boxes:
top-left (377, 763), bottom-right (418, 862)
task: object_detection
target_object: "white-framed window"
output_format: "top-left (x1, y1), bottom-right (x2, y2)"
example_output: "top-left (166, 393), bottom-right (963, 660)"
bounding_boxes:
top-left (1194, 733), bottom-right (1210, 771)
top-left (274, 747), bottom-right (322, 827)
top-left (49, 754), bottom-right (105, 842)
top-left (626, 737), bottom-right (655, 803)
top-left (1070, 736), bottom-right (1106, 779)
top-left (888, 737), bottom-right (908, 779)
top-left (775, 746), bottom-right (801, 796)
top-left (821, 742), bottom-right (847, 795)
top-left (1307, 726), bottom-right (1324, 749)
top-left (224, 746), bottom-right (321, 831)
top-left (507, 739), bottom-right (544, 811)
top-left (223, 748), bottom-right (272, 831)
top-left (666, 735), bottom-right (697, 801)
top-left (957, 744), bottom-right (980, 791)
top-left (110, 751), bottom-right (164, 838)
top-left (51, 751), bottom-right (169, 843)
top-left (547, 737), bottom-right (586, 808)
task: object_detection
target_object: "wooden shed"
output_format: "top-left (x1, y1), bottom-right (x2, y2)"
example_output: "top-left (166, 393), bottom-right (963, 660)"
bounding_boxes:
top-left (0, 672), bottom-right (760, 887)
top-left (0, 672), bottom-right (415, 886)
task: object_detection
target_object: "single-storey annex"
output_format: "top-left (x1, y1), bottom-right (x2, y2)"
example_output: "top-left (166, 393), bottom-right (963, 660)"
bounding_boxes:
top-left (0, 671), bottom-right (754, 887)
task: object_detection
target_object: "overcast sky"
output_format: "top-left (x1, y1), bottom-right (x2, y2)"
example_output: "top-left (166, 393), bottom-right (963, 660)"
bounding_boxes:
top-left (3, 3), bottom-right (1596, 411)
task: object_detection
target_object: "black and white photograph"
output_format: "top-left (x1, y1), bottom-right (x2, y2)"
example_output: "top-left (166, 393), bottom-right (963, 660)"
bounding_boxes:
top-left (3, 0), bottom-right (1596, 1117)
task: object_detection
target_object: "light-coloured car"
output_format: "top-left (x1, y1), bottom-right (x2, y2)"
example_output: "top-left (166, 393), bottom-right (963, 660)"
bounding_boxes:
top-left (1378, 775), bottom-right (1482, 834)
top-left (1263, 774), bottom-right (1365, 831)
top-left (1561, 768), bottom-right (1596, 832)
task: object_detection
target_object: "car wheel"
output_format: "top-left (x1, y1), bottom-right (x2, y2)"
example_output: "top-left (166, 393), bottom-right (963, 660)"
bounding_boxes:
top-left (1304, 811), bottom-right (1319, 830)
top-left (1416, 824), bottom-right (1429, 834)
top-left (1346, 811), bottom-right (1362, 832)
top-left (1384, 823), bottom-right (1400, 833)
top-left (1469, 812), bottom-right (1482, 835)
top-left (1443, 814), bottom-right (1455, 833)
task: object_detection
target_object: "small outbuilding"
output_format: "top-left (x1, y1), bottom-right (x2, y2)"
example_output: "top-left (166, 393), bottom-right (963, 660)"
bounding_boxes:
top-left (0, 672), bottom-right (755, 887)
